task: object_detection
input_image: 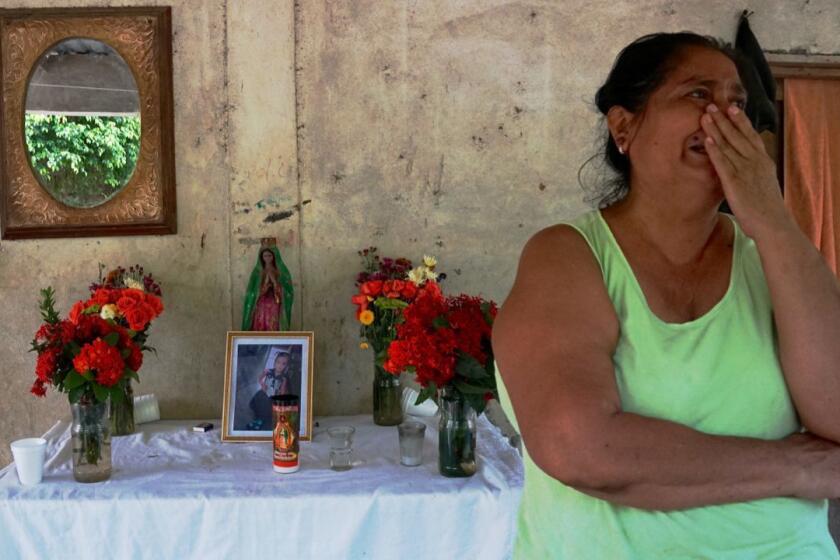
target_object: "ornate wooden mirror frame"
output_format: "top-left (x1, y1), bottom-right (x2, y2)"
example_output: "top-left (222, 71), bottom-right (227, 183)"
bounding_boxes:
top-left (0, 7), bottom-right (175, 239)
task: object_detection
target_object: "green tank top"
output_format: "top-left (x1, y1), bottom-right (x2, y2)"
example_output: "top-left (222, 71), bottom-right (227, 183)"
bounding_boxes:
top-left (496, 209), bottom-right (838, 559)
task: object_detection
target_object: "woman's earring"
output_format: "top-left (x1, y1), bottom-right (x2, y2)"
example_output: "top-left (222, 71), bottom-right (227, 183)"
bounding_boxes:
top-left (618, 144), bottom-right (625, 155)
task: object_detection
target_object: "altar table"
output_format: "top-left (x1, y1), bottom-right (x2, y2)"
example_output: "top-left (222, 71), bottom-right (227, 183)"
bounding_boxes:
top-left (0, 414), bottom-right (523, 560)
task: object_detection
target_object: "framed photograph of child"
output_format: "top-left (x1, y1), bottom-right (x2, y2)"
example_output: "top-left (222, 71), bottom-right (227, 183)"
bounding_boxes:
top-left (221, 331), bottom-right (314, 442)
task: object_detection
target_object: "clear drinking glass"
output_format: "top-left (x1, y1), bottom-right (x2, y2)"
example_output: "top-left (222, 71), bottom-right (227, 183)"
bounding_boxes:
top-left (328, 426), bottom-right (355, 471)
top-left (398, 420), bottom-right (426, 467)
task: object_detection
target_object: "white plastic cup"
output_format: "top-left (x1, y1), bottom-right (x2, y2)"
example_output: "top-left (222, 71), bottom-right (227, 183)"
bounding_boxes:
top-left (10, 438), bottom-right (47, 486)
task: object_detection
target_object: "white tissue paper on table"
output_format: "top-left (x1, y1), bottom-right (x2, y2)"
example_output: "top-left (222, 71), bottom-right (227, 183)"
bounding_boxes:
top-left (133, 393), bottom-right (160, 424)
top-left (401, 387), bottom-right (439, 417)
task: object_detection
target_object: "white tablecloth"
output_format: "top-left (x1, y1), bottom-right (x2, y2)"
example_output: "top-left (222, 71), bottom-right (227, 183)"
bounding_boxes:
top-left (0, 414), bottom-right (523, 560)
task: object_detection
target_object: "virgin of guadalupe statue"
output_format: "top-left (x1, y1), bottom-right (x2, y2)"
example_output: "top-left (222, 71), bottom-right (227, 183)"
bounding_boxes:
top-left (242, 239), bottom-right (294, 331)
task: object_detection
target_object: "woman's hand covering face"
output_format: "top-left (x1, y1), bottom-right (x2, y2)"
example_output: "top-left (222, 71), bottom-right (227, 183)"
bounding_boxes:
top-left (701, 103), bottom-right (786, 239)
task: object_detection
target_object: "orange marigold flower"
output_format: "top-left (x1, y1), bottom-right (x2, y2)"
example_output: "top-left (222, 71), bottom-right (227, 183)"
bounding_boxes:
top-left (358, 309), bottom-right (375, 326)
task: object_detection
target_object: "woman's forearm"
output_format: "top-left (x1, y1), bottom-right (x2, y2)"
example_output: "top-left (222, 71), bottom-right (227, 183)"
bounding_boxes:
top-left (752, 217), bottom-right (840, 443)
top-left (562, 411), bottom-right (806, 511)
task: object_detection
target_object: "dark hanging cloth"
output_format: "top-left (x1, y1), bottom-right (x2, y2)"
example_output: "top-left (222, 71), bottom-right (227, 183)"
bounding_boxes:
top-left (734, 10), bottom-right (778, 134)
top-left (721, 10), bottom-right (780, 214)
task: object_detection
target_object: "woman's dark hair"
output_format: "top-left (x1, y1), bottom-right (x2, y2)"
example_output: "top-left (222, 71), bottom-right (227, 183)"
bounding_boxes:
top-left (581, 32), bottom-right (741, 208)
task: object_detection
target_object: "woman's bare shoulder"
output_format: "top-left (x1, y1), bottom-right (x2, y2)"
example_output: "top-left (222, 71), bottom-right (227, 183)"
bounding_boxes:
top-left (496, 221), bottom-right (617, 352)
top-left (516, 223), bottom-right (600, 284)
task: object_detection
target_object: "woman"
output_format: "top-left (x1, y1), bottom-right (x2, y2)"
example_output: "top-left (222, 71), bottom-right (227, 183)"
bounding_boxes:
top-left (492, 32), bottom-right (840, 558)
top-left (242, 245), bottom-right (294, 331)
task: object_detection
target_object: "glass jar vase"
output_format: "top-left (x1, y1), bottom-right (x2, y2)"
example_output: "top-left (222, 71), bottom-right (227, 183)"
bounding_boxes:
top-left (71, 396), bottom-right (112, 483)
top-left (438, 390), bottom-right (477, 477)
top-left (373, 363), bottom-right (403, 426)
top-left (110, 380), bottom-right (135, 436)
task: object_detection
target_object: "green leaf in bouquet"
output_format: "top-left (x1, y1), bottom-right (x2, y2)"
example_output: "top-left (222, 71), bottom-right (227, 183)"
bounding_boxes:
top-left (68, 386), bottom-right (85, 404)
top-left (480, 301), bottom-right (495, 325)
top-left (416, 381), bottom-right (437, 406)
top-left (103, 331), bottom-right (120, 347)
top-left (124, 368), bottom-right (140, 382)
top-left (93, 383), bottom-right (109, 403)
top-left (432, 315), bottom-right (450, 329)
top-left (121, 347), bottom-right (131, 359)
top-left (456, 354), bottom-right (489, 380)
top-left (109, 386), bottom-right (126, 405)
top-left (64, 370), bottom-right (87, 390)
top-left (84, 304), bottom-right (101, 314)
top-left (463, 392), bottom-right (488, 416)
top-left (453, 380), bottom-right (490, 395)
top-left (484, 355), bottom-right (496, 381)
top-left (68, 341), bottom-right (82, 357)
top-left (38, 287), bottom-right (60, 324)
top-left (373, 297), bottom-right (409, 310)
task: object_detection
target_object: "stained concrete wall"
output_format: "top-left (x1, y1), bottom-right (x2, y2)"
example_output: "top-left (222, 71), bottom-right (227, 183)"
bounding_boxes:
top-left (2, 2), bottom-right (840, 535)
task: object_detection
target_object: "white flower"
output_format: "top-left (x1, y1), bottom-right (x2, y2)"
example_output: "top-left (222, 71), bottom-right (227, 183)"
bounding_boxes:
top-left (100, 304), bottom-right (119, 320)
top-left (125, 278), bottom-right (144, 291)
top-left (423, 255), bottom-right (437, 268)
top-left (408, 267), bottom-right (425, 285)
top-left (425, 270), bottom-right (438, 282)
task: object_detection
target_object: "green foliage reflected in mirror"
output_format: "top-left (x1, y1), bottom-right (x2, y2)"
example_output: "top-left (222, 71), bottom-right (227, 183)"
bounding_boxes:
top-left (24, 38), bottom-right (140, 209)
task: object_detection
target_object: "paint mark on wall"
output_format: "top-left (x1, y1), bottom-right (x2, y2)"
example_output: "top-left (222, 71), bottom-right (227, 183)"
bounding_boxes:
top-left (265, 211), bottom-right (294, 223)
top-left (255, 197), bottom-right (282, 209)
top-left (262, 199), bottom-right (312, 224)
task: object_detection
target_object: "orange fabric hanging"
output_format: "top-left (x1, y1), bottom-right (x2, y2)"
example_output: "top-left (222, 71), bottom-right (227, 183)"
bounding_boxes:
top-left (783, 79), bottom-right (840, 275)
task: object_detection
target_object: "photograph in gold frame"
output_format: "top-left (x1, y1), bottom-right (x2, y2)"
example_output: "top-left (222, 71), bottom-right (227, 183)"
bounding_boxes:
top-left (222, 331), bottom-right (315, 443)
top-left (0, 7), bottom-right (176, 239)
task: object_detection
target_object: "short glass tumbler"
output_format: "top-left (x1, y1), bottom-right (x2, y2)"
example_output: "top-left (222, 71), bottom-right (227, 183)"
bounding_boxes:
top-left (328, 426), bottom-right (355, 471)
top-left (398, 421), bottom-right (426, 467)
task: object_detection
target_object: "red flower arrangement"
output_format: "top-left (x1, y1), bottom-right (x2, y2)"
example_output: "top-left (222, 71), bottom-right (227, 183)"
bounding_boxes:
top-left (383, 281), bottom-right (498, 415)
top-left (30, 270), bottom-right (164, 403)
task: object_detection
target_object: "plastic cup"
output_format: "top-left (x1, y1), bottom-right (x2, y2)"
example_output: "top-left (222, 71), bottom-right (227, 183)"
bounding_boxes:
top-left (398, 421), bottom-right (426, 466)
top-left (327, 426), bottom-right (355, 471)
top-left (10, 438), bottom-right (47, 486)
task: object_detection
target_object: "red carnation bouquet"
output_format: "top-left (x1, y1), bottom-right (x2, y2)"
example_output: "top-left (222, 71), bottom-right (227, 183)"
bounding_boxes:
top-left (383, 281), bottom-right (498, 415)
top-left (30, 266), bottom-right (163, 403)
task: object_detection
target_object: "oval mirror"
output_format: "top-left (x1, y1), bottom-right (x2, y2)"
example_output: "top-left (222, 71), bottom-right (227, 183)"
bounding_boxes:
top-left (24, 38), bottom-right (140, 209)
